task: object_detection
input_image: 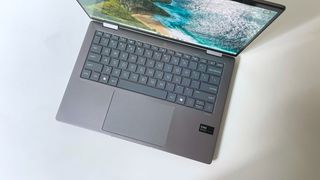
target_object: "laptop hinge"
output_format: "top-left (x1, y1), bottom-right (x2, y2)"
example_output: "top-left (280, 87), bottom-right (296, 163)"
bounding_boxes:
top-left (103, 22), bottom-right (119, 30)
top-left (206, 50), bottom-right (223, 57)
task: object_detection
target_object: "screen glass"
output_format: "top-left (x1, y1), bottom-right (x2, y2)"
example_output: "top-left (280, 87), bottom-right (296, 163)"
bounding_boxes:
top-left (78, 0), bottom-right (279, 55)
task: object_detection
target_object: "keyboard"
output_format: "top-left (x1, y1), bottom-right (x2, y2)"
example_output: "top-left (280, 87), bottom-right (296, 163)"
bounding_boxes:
top-left (80, 30), bottom-right (224, 113)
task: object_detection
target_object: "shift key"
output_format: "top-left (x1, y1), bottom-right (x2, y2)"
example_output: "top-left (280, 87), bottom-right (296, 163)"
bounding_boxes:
top-left (193, 90), bottom-right (216, 103)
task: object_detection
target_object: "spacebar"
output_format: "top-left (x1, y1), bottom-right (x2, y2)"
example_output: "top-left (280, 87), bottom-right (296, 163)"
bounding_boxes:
top-left (118, 79), bottom-right (167, 100)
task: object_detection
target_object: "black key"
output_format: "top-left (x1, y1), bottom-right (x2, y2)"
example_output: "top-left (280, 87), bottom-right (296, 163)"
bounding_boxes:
top-left (110, 49), bottom-right (120, 58)
top-left (164, 73), bottom-right (173, 81)
top-left (85, 61), bottom-right (102, 72)
top-left (207, 66), bottom-right (222, 76)
top-left (191, 56), bottom-right (199, 61)
top-left (154, 71), bottom-right (164, 79)
top-left (190, 80), bottom-right (200, 89)
top-left (111, 68), bottom-right (121, 77)
top-left (159, 48), bottom-right (166, 53)
top-left (146, 68), bottom-right (155, 77)
top-left (208, 60), bottom-right (216, 66)
top-left (191, 71), bottom-right (200, 80)
top-left (128, 39), bottom-right (135, 44)
top-left (119, 61), bottom-right (128, 69)
top-left (181, 68), bottom-right (191, 77)
top-left (101, 47), bottom-right (111, 56)
top-left (99, 74), bottom-right (109, 84)
top-left (209, 76), bottom-right (220, 85)
top-left (180, 59), bottom-right (189, 68)
top-left (102, 66), bottom-right (112, 75)
top-left (96, 31), bottom-right (103, 36)
top-left (90, 72), bottom-right (100, 81)
top-left (171, 57), bottom-right (180, 65)
top-left (93, 36), bottom-right (101, 44)
top-left (176, 95), bottom-right (186, 104)
top-left (164, 64), bottom-right (173, 72)
top-left (156, 80), bottom-right (166, 89)
top-left (216, 63), bottom-right (224, 68)
top-left (200, 59), bottom-right (207, 64)
top-left (111, 35), bottom-right (119, 40)
top-left (184, 87), bottom-right (193, 97)
top-left (135, 47), bottom-right (144, 56)
top-left (103, 32), bottom-right (111, 38)
top-left (146, 59), bottom-right (155, 68)
top-left (186, 98), bottom-right (195, 107)
top-left (137, 65), bottom-right (146, 74)
top-left (172, 75), bottom-right (182, 84)
top-left (151, 45), bottom-right (159, 51)
top-left (108, 77), bottom-right (118, 86)
top-left (200, 73), bottom-right (209, 82)
top-left (129, 73), bottom-right (139, 82)
top-left (165, 82), bottom-right (175, 92)
top-left (118, 42), bottom-right (127, 51)
top-left (128, 63), bottom-right (137, 72)
top-left (167, 93), bottom-right (176, 102)
top-left (135, 41), bottom-right (143, 46)
top-left (100, 38), bottom-right (109, 46)
top-left (90, 44), bottom-right (102, 54)
top-left (162, 54), bottom-right (171, 63)
top-left (119, 51), bottom-right (129, 61)
top-left (174, 85), bottom-right (184, 94)
top-left (193, 90), bottom-right (216, 103)
top-left (167, 50), bottom-right (174, 55)
top-left (128, 54), bottom-right (138, 63)
top-left (87, 53), bottom-right (101, 62)
top-left (110, 59), bottom-right (119, 67)
top-left (118, 79), bottom-right (167, 100)
top-left (137, 56), bottom-right (146, 65)
top-left (196, 100), bottom-right (205, 106)
top-left (175, 52), bottom-right (182, 57)
top-left (183, 54), bottom-right (191, 59)
top-left (173, 66), bottom-right (182, 75)
top-left (153, 52), bottom-right (162, 61)
top-left (81, 69), bottom-right (91, 79)
top-left (147, 78), bottom-right (157, 87)
top-left (119, 37), bottom-right (127, 42)
top-left (200, 82), bottom-right (218, 94)
top-left (189, 61), bottom-right (198, 70)
top-left (144, 49), bottom-right (153, 58)
top-left (126, 44), bottom-right (135, 53)
top-left (138, 75), bottom-right (148, 84)
top-left (204, 103), bottom-right (214, 113)
top-left (155, 61), bottom-right (164, 70)
top-left (195, 104), bottom-right (203, 110)
top-left (108, 40), bottom-right (118, 48)
top-left (101, 56), bottom-right (110, 65)
top-left (143, 43), bottom-right (150, 49)
top-left (181, 78), bottom-right (191, 87)
top-left (198, 64), bottom-right (207, 72)
top-left (120, 70), bottom-right (130, 79)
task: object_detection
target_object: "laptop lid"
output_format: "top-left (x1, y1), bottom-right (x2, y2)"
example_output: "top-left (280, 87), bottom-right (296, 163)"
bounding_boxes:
top-left (77, 0), bottom-right (285, 57)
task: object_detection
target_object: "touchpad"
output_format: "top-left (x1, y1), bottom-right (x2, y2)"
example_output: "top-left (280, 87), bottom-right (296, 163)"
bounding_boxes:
top-left (102, 90), bottom-right (175, 147)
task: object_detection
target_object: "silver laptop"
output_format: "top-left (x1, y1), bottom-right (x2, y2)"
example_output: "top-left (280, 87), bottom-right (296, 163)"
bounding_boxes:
top-left (56, 0), bottom-right (285, 164)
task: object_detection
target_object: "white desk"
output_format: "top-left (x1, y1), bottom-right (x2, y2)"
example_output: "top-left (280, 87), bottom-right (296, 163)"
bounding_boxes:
top-left (0, 0), bottom-right (319, 179)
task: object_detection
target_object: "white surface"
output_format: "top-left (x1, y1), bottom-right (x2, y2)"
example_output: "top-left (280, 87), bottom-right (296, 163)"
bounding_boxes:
top-left (0, 0), bottom-right (320, 179)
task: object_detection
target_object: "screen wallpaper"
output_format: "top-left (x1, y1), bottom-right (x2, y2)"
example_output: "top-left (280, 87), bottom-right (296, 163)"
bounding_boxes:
top-left (79, 0), bottom-right (278, 55)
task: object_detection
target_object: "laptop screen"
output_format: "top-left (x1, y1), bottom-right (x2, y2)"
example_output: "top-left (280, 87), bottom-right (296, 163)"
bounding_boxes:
top-left (78, 0), bottom-right (282, 55)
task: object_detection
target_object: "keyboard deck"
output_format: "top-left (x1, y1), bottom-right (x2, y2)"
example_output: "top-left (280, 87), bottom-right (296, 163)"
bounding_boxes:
top-left (80, 31), bottom-right (224, 113)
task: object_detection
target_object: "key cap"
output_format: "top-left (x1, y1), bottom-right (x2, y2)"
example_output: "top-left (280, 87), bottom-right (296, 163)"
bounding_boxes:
top-left (181, 68), bottom-right (191, 77)
top-left (101, 56), bottom-right (110, 65)
top-left (118, 42), bottom-right (126, 51)
top-left (146, 59), bottom-right (155, 67)
top-left (100, 38), bottom-right (109, 46)
top-left (200, 73), bottom-right (209, 82)
top-left (155, 62), bottom-right (164, 70)
top-left (110, 49), bottom-right (120, 58)
top-left (176, 95), bottom-right (186, 105)
top-left (181, 78), bottom-right (191, 86)
top-left (209, 76), bottom-right (220, 85)
top-left (81, 69), bottom-right (91, 79)
top-left (189, 61), bottom-right (197, 70)
top-left (193, 90), bottom-right (216, 103)
top-left (195, 104), bottom-right (203, 110)
top-left (129, 73), bottom-right (139, 82)
top-left (96, 31), bottom-right (103, 36)
top-left (108, 40), bottom-right (118, 48)
top-left (119, 51), bottom-right (129, 61)
top-left (154, 71), bottom-right (164, 79)
top-left (156, 80), bottom-right (166, 89)
top-left (171, 56), bottom-right (180, 65)
top-left (138, 75), bottom-right (148, 84)
top-left (118, 79), bottom-right (167, 100)
top-left (190, 80), bottom-right (200, 89)
top-left (110, 59), bottom-right (119, 67)
top-left (90, 72), bottom-right (100, 81)
top-left (180, 59), bottom-right (189, 67)
top-left (137, 56), bottom-right (146, 65)
top-left (135, 47), bottom-right (144, 56)
top-left (128, 54), bottom-right (138, 63)
top-left (128, 63), bottom-right (137, 72)
top-left (191, 71), bottom-right (200, 80)
top-left (207, 66), bottom-right (222, 76)
top-left (198, 63), bottom-right (207, 72)
top-left (126, 44), bottom-right (135, 53)
top-left (137, 65), bottom-right (146, 74)
top-left (146, 68), bottom-right (155, 77)
top-left (102, 66), bottom-right (112, 75)
top-left (162, 54), bottom-right (171, 63)
top-left (172, 75), bottom-right (182, 84)
top-left (186, 98), bottom-right (195, 107)
top-left (93, 36), bottom-right (101, 44)
top-left (200, 82), bottom-right (218, 94)
top-left (153, 52), bottom-right (162, 61)
top-left (174, 85), bottom-right (184, 94)
top-left (101, 47), bottom-right (111, 56)
top-left (184, 87), bottom-right (193, 97)
top-left (147, 78), bottom-right (157, 87)
top-left (164, 63), bottom-right (173, 72)
top-left (120, 70), bottom-right (130, 79)
top-left (204, 103), bottom-right (214, 113)
top-left (111, 68), bottom-right (121, 77)
top-left (87, 53), bottom-right (101, 62)
top-left (108, 77), bottom-right (118, 86)
top-left (99, 74), bottom-right (109, 84)
top-left (164, 73), bottom-right (173, 81)
top-left (167, 93), bottom-right (176, 102)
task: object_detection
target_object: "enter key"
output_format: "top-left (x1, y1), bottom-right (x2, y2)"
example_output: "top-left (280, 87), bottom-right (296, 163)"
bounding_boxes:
top-left (200, 82), bottom-right (218, 94)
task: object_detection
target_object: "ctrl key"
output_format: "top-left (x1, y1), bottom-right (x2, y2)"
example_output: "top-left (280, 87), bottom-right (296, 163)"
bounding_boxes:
top-left (81, 69), bottom-right (91, 79)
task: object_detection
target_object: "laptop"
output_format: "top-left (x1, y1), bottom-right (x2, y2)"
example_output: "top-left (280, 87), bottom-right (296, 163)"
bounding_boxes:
top-left (56, 0), bottom-right (285, 164)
